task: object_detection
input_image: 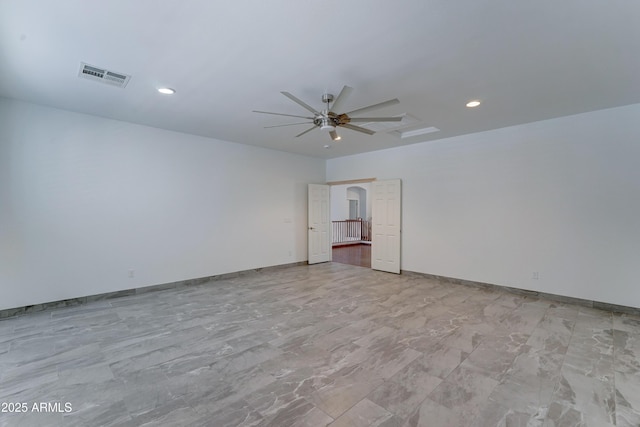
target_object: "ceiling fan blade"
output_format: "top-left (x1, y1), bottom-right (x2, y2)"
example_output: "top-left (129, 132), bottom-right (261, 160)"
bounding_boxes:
top-left (341, 123), bottom-right (375, 135)
top-left (295, 125), bottom-right (318, 138)
top-left (329, 85), bottom-right (353, 113)
top-left (345, 98), bottom-right (400, 117)
top-left (264, 122), bottom-right (313, 128)
top-left (252, 110), bottom-right (314, 119)
top-left (281, 92), bottom-right (320, 115)
top-left (348, 117), bottom-right (404, 122)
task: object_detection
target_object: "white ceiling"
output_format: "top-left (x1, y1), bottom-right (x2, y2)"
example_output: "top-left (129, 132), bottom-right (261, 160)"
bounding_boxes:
top-left (1, 0), bottom-right (639, 159)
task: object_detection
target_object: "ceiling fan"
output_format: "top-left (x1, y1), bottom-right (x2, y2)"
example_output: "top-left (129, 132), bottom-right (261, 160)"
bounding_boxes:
top-left (253, 86), bottom-right (402, 141)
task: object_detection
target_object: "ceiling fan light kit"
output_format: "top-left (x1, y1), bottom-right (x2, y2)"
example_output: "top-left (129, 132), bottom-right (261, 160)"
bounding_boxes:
top-left (319, 118), bottom-right (336, 132)
top-left (253, 86), bottom-right (401, 142)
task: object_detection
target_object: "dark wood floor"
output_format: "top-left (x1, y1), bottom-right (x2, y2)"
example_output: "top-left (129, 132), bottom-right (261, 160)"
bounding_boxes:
top-left (332, 244), bottom-right (371, 268)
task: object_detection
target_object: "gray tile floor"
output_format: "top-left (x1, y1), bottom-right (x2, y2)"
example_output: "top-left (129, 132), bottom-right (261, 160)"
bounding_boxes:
top-left (1, 263), bottom-right (639, 426)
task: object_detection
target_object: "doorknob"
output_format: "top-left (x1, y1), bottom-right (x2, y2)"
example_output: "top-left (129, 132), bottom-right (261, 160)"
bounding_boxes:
top-left (308, 227), bottom-right (315, 230)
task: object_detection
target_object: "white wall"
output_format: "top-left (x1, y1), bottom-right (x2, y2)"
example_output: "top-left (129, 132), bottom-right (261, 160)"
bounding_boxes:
top-left (327, 104), bottom-right (640, 308)
top-left (330, 183), bottom-right (370, 221)
top-left (0, 98), bottom-right (325, 311)
top-left (330, 185), bottom-right (349, 221)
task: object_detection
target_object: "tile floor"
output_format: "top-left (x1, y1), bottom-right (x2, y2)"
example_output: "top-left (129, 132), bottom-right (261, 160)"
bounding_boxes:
top-left (1, 263), bottom-right (639, 426)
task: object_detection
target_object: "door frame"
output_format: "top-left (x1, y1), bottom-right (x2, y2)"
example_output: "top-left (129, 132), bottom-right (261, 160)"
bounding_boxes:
top-left (324, 177), bottom-right (402, 272)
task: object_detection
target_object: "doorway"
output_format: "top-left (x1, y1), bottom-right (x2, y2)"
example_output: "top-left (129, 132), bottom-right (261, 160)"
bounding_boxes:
top-left (330, 182), bottom-right (372, 268)
top-left (348, 199), bottom-right (359, 220)
top-left (309, 179), bottom-right (401, 273)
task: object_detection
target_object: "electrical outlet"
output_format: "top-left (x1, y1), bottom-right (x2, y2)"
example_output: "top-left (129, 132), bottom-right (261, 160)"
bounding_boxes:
top-left (128, 269), bottom-right (135, 278)
top-left (532, 272), bottom-right (539, 280)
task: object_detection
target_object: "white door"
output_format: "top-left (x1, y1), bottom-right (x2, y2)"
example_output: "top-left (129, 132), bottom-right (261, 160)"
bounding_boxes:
top-left (308, 184), bottom-right (331, 264)
top-left (372, 179), bottom-right (401, 273)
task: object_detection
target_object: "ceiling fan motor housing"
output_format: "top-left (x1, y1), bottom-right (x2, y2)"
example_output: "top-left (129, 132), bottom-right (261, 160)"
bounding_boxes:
top-left (318, 116), bottom-right (336, 131)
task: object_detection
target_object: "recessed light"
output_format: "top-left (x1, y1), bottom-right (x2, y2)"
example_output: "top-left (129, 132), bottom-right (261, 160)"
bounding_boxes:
top-left (323, 145), bottom-right (331, 149)
top-left (466, 100), bottom-right (481, 108)
top-left (158, 87), bottom-right (175, 95)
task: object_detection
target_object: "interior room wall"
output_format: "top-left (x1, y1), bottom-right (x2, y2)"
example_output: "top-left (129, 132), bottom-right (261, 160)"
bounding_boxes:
top-left (0, 98), bottom-right (326, 311)
top-left (330, 185), bottom-right (348, 221)
top-left (330, 183), bottom-right (370, 221)
top-left (327, 103), bottom-right (640, 308)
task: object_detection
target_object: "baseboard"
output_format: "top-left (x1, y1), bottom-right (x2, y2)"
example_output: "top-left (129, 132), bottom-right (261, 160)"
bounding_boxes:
top-left (402, 270), bottom-right (640, 316)
top-left (4, 263), bottom-right (637, 320)
top-left (0, 261), bottom-right (307, 320)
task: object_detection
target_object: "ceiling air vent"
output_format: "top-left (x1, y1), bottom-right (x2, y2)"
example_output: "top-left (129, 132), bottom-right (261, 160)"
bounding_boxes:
top-left (78, 62), bottom-right (131, 88)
